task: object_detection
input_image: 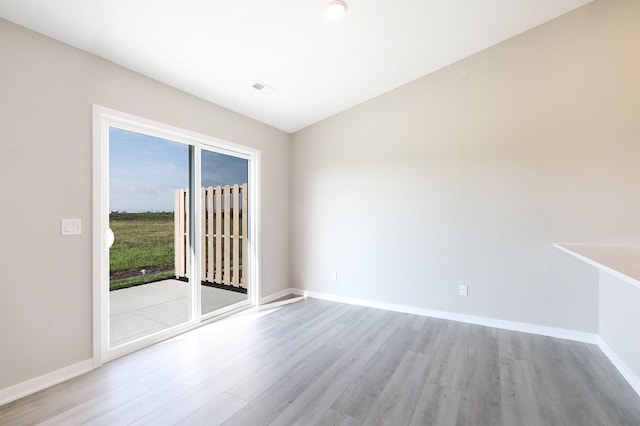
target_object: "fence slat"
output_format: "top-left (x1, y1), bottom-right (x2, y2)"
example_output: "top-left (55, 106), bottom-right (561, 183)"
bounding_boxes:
top-left (174, 184), bottom-right (247, 289)
top-left (175, 189), bottom-right (188, 278)
top-left (184, 189), bottom-right (190, 278)
top-left (241, 184), bottom-right (247, 287)
top-left (207, 187), bottom-right (214, 282)
top-left (215, 186), bottom-right (223, 283)
top-left (201, 187), bottom-right (206, 280)
top-left (232, 184), bottom-right (240, 286)
top-left (174, 190), bottom-right (181, 278)
top-left (223, 185), bottom-right (231, 285)
top-left (181, 189), bottom-right (187, 278)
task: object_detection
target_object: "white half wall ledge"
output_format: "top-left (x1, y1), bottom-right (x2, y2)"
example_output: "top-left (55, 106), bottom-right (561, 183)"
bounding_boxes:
top-left (0, 359), bottom-right (93, 406)
top-left (554, 243), bottom-right (640, 288)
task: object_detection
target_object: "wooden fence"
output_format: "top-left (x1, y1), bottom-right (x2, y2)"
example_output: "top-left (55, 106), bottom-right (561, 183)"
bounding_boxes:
top-left (174, 184), bottom-right (248, 289)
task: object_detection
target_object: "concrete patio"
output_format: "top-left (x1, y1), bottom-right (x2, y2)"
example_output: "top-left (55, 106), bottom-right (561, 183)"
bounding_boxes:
top-left (109, 279), bottom-right (247, 347)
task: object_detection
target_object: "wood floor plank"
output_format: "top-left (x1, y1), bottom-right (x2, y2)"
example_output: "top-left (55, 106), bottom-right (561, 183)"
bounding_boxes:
top-left (225, 321), bottom-right (347, 402)
top-left (362, 350), bottom-right (431, 425)
top-left (314, 408), bottom-right (359, 426)
top-left (270, 314), bottom-right (397, 426)
top-left (499, 356), bottom-right (545, 426)
top-left (84, 352), bottom-right (255, 425)
top-left (330, 326), bottom-right (417, 422)
top-left (131, 377), bottom-right (244, 425)
top-left (127, 307), bottom-right (350, 424)
top-left (222, 344), bottom-right (342, 426)
top-left (561, 341), bottom-right (640, 426)
top-left (0, 362), bottom-right (159, 426)
top-left (408, 317), bottom-right (446, 354)
top-left (36, 382), bottom-right (149, 426)
top-left (2, 298), bottom-right (640, 426)
top-left (582, 344), bottom-right (640, 425)
top-left (409, 383), bottom-right (461, 426)
top-left (424, 322), bottom-right (475, 391)
top-left (530, 337), bottom-right (595, 425)
top-left (406, 313), bottom-right (428, 332)
top-left (176, 392), bottom-right (248, 426)
top-left (453, 327), bottom-right (502, 426)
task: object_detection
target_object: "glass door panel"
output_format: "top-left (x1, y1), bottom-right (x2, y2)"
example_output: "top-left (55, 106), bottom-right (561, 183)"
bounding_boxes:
top-left (200, 149), bottom-right (249, 315)
top-left (108, 127), bottom-right (191, 347)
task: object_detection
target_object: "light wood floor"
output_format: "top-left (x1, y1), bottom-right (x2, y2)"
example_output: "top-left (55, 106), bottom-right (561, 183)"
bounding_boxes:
top-left (2, 298), bottom-right (640, 425)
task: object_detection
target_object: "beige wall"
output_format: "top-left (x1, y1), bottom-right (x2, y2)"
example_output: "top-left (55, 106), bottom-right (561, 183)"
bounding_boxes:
top-left (0, 19), bottom-right (290, 389)
top-left (291, 0), bottom-right (639, 329)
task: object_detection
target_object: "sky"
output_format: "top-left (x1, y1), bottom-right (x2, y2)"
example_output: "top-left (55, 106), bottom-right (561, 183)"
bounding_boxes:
top-left (109, 127), bottom-right (248, 212)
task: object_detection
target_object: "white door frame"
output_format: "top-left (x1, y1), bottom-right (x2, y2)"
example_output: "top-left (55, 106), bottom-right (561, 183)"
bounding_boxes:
top-left (92, 105), bottom-right (261, 366)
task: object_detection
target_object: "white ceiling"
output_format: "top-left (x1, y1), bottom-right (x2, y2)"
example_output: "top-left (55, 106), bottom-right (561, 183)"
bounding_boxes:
top-left (0, 0), bottom-right (592, 133)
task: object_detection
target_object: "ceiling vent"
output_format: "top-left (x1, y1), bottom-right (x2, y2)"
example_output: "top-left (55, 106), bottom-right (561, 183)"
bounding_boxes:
top-left (251, 80), bottom-right (275, 95)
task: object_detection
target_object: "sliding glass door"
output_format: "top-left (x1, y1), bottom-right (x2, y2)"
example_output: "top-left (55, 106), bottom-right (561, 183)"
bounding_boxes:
top-left (199, 149), bottom-right (249, 316)
top-left (94, 106), bottom-right (258, 363)
top-left (108, 128), bottom-right (192, 347)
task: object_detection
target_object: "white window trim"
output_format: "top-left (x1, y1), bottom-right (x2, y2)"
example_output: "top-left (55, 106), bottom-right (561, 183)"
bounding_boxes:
top-left (92, 105), bottom-right (261, 366)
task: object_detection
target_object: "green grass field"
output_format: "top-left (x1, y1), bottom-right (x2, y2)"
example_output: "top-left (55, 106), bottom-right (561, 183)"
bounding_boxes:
top-left (109, 212), bottom-right (175, 291)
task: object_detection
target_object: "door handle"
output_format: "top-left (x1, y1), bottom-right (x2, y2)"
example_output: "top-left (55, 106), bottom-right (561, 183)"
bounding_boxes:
top-left (105, 227), bottom-right (115, 249)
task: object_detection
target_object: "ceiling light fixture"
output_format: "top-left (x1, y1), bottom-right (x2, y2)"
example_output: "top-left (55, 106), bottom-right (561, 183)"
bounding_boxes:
top-left (325, 0), bottom-right (347, 21)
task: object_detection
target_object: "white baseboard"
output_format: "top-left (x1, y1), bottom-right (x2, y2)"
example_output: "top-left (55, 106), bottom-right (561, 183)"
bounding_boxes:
top-left (295, 288), bottom-right (599, 344)
top-left (294, 288), bottom-right (640, 397)
top-left (1, 288), bottom-right (300, 406)
top-left (597, 337), bottom-right (640, 397)
top-left (4, 289), bottom-right (638, 406)
top-left (0, 359), bottom-right (93, 406)
top-left (259, 287), bottom-right (303, 305)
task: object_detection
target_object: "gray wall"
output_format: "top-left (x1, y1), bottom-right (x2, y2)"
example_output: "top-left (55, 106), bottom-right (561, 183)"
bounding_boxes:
top-left (291, 0), bottom-right (639, 330)
top-left (599, 270), bottom-right (640, 382)
top-left (0, 19), bottom-right (291, 389)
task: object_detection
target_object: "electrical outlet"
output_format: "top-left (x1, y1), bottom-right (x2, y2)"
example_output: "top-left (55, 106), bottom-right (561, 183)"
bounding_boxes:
top-left (459, 284), bottom-right (468, 296)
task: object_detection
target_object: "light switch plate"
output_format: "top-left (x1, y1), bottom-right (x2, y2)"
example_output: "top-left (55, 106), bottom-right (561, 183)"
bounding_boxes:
top-left (61, 219), bottom-right (82, 236)
top-left (459, 284), bottom-right (468, 296)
